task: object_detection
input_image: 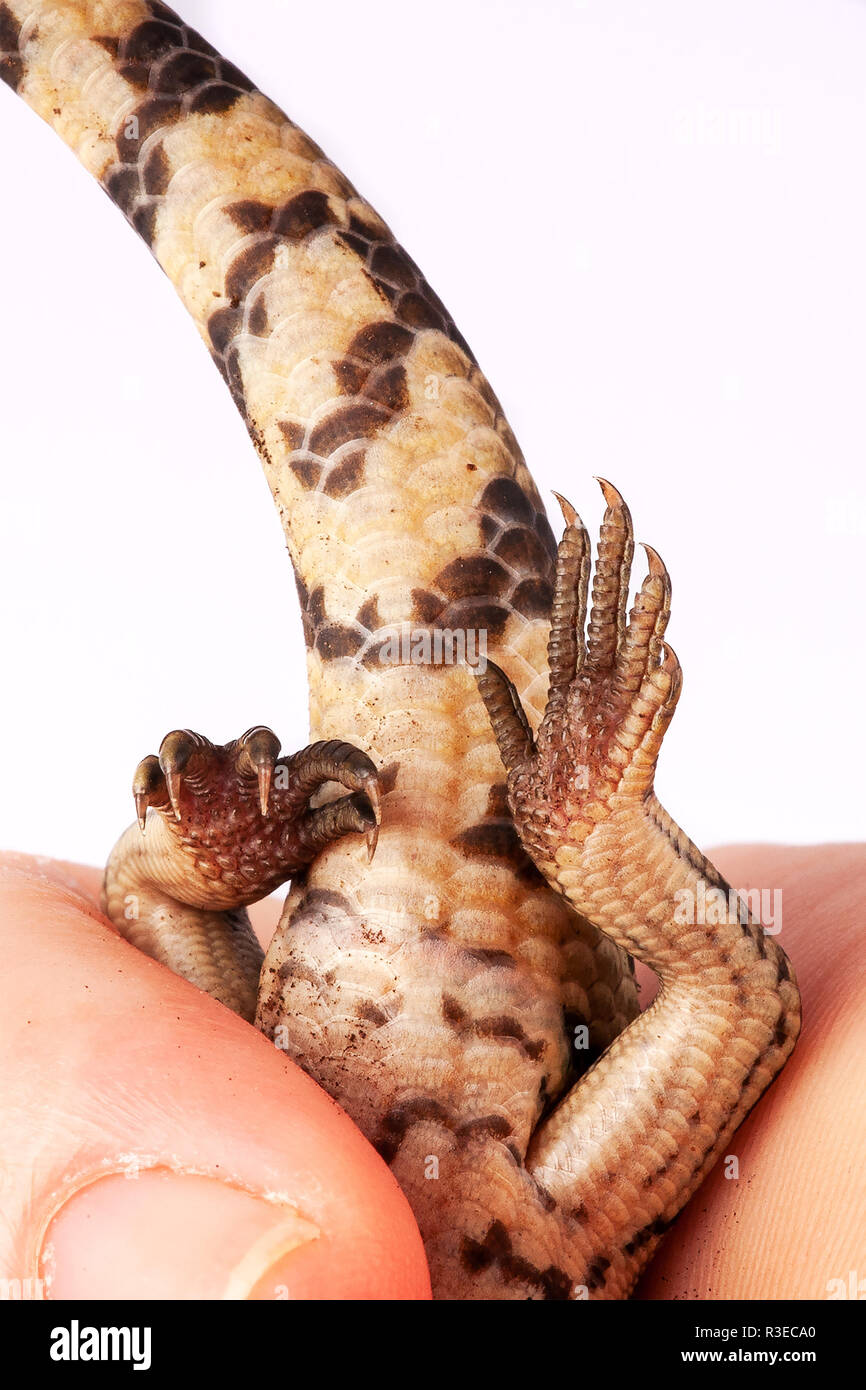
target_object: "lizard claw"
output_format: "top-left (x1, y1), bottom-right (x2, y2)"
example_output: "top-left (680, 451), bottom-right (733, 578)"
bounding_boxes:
top-left (132, 754), bottom-right (164, 833)
top-left (158, 729), bottom-right (204, 822)
top-left (235, 726), bottom-right (282, 816)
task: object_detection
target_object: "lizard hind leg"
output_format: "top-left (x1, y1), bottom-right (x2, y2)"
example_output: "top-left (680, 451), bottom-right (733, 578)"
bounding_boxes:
top-left (476, 483), bottom-right (800, 1298)
top-left (102, 727), bottom-right (381, 1022)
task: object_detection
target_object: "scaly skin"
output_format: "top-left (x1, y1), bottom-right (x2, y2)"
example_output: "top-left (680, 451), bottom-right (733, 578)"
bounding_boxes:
top-left (476, 492), bottom-right (800, 1297)
top-left (2, 1), bottom-right (799, 1299)
top-left (102, 729), bottom-right (382, 1021)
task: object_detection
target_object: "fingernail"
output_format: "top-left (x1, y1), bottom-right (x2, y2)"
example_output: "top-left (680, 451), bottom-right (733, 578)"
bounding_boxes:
top-left (40, 1169), bottom-right (320, 1300)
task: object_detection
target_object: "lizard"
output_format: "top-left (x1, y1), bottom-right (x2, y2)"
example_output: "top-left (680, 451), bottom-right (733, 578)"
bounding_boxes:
top-left (0, 0), bottom-right (800, 1299)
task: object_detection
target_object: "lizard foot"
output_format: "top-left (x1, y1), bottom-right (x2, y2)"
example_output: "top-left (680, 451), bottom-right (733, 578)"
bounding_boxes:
top-left (476, 481), bottom-right (800, 1297)
top-left (476, 478), bottom-right (680, 887)
top-left (102, 728), bottom-right (381, 1020)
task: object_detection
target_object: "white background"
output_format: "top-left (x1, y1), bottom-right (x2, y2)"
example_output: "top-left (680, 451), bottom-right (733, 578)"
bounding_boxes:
top-left (1, 0), bottom-right (864, 866)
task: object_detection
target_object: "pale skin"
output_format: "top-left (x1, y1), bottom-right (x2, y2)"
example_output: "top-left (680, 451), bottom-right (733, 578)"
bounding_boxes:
top-left (1, 841), bottom-right (861, 1300)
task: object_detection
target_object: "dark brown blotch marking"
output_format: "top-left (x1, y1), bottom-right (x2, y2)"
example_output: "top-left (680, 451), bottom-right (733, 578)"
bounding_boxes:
top-left (247, 292), bottom-right (269, 336)
top-left (340, 229), bottom-right (372, 259)
top-left (625, 1213), bottom-right (674, 1258)
top-left (355, 596), bottom-right (381, 631)
top-left (277, 957), bottom-right (327, 989)
top-left (273, 189), bottom-right (339, 241)
top-left (321, 449), bottom-right (367, 498)
top-left (456, 1115), bottom-right (513, 1143)
top-left (533, 1181), bottom-right (557, 1214)
top-left (410, 589), bottom-right (445, 624)
top-left (439, 596), bottom-right (512, 642)
top-left (103, 165), bottom-right (141, 216)
top-left (370, 244), bottom-right (418, 290)
top-left (298, 886), bottom-right (358, 916)
top-left (345, 208), bottom-right (380, 240)
top-left (152, 48), bottom-right (217, 96)
top-left (530, 1267), bottom-right (572, 1295)
top-left (332, 359), bottom-right (368, 395)
top-left (277, 419), bottom-right (306, 450)
top-left (207, 305), bottom-right (242, 357)
top-left (292, 578), bottom-right (319, 646)
top-left (460, 1237), bottom-right (495, 1275)
top-left (92, 35), bottom-right (121, 58)
top-left (377, 761), bottom-right (400, 794)
top-left (479, 476), bottom-right (534, 527)
top-left (290, 456), bottom-right (322, 490)
top-left (475, 1014), bottom-right (525, 1043)
top-left (461, 1222), bottom-right (570, 1300)
top-left (396, 290), bottom-right (447, 333)
top-left (474, 1220), bottom-right (511, 1263)
top-left (363, 363), bottom-right (409, 413)
top-left (494, 526), bottom-right (555, 574)
top-left (486, 783), bottom-right (510, 818)
top-left (441, 994), bottom-right (467, 1028)
top-left (116, 59), bottom-right (150, 89)
top-left (188, 82), bottom-right (243, 115)
top-left (225, 199), bottom-right (274, 233)
top-left (115, 96), bottom-right (181, 161)
top-left (376, 1095), bottom-right (454, 1163)
top-left (585, 1256), bottom-right (611, 1292)
top-left (534, 509), bottom-right (559, 563)
top-left (315, 624), bottom-right (364, 661)
top-left (511, 576), bottom-right (554, 619)
top-left (132, 201), bottom-right (159, 247)
top-left (293, 569), bottom-right (313, 645)
top-left (452, 820), bottom-right (527, 867)
top-left (120, 18), bottom-right (182, 65)
top-left (741, 1054), bottom-right (763, 1093)
top-left (224, 236), bottom-right (279, 304)
top-left (422, 279), bottom-right (452, 322)
top-left (221, 342), bottom-right (246, 413)
top-left (357, 1001), bottom-right (388, 1027)
top-left (434, 554), bottom-right (512, 602)
top-left (474, 1014), bottom-right (544, 1061)
top-left (0, 2), bottom-right (21, 92)
top-left (309, 403), bottom-right (390, 457)
top-left (181, 24), bottom-right (218, 58)
top-left (141, 141), bottom-right (171, 195)
top-left (306, 586), bottom-right (327, 630)
top-left (346, 320), bottom-right (414, 366)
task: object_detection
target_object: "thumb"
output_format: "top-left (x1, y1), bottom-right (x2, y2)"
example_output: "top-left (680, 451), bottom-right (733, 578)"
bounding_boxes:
top-left (0, 854), bottom-right (430, 1300)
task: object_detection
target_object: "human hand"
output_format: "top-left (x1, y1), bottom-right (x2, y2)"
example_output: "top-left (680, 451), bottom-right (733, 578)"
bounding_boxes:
top-left (0, 852), bottom-right (430, 1300)
top-left (637, 842), bottom-right (865, 1300)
